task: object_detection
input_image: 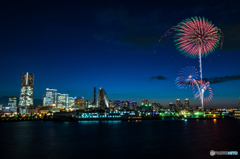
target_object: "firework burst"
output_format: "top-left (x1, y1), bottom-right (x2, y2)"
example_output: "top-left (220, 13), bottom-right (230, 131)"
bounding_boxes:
top-left (175, 66), bottom-right (198, 89)
top-left (174, 16), bottom-right (223, 58)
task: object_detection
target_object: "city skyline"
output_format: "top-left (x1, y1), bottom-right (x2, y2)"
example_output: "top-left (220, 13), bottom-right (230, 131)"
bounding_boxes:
top-left (0, 0), bottom-right (240, 108)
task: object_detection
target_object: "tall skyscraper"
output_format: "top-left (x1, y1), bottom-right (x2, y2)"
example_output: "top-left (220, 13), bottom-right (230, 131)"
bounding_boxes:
top-left (19, 72), bottom-right (34, 106)
top-left (97, 87), bottom-right (109, 109)
top-left (93, 86), bottom-right (96, 106)
top-left (185, 98), bottom-right (189, 110)
top-left (45, 88), bottom-right (57, 106)
top-left (8, 96), bottom-right (17, 107)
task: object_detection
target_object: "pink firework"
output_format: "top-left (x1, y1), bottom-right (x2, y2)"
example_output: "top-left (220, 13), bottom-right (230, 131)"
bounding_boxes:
top-left (174, 17), bottom-right (223, 58)
top-left (193, 82), bottom-right (213, 102)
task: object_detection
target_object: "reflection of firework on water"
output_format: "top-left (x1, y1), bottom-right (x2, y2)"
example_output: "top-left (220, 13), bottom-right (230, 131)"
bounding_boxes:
top-left (175, 66), bottom-right (198, 89)
top-left (174, 17), bottom-right (223, 58)
top-left (193, 82), bottom-right (213, 102)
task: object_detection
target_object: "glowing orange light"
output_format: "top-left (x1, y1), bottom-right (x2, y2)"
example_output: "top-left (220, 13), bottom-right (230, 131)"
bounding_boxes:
top-left (188, 75), bottom-right (192, 79)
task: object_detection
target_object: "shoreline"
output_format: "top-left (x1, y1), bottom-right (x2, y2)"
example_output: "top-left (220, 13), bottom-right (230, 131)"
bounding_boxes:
top-left (0, 117), bottom-right (236, 122)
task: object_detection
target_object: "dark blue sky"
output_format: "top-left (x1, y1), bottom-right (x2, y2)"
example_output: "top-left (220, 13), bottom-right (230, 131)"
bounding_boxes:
top-left (0, 0), bottom-right (240, 108)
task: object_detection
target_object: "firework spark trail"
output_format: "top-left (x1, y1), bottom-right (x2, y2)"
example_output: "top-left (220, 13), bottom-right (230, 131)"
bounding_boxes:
top-left (193, 82), bottom-right (213, 103)
top-left (199, 47), bottom-right (203, 108)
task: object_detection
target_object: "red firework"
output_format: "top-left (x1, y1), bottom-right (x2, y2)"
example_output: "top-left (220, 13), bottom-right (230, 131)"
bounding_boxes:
top-left (174, 17), bottom-right (223, 58)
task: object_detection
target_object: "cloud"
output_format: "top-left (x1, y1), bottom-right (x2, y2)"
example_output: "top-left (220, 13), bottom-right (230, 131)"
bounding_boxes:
top-left (94, 7), bottom-right (176, 48)
top-left (94, 2), bottom-right (240, 51)
top-left (150, 75), bottom-right (168, 80)
top-left (203, 74), bottom-right (240, 84)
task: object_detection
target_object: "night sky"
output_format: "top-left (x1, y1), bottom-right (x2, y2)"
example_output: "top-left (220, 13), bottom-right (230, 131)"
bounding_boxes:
top-left (0, 0), bottom-right (240, 108)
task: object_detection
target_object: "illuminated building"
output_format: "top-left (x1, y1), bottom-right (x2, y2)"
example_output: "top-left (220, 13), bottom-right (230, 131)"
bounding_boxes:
top-left (142, 100), bottom-right (150, 107)
top-left (152, 102), bottom-right (161, 112)
top-left (75, 97), bottom-right (85, 110)
top-left (19, 72), bottom-right (34, 106)
top-left (114, 100), bottom-right (121, 107)
top-left (8, 97), bottom-right (17, 107)
top-left (114, 100), bottom-right (121, 110)
top-left (124, 101), bottom-right (129, 108)
top-left (0, 104), bottom-right (3, 111)
top-left (45, 88), bottom-right (57, 106)
top-left (56, 93), bottom-right (68, 108)
top-left (97, 87), bottom-right (109, 109)
top-left (129, 101), bottom-right (137, 110)
top-left (68, 97), bottom-right (75, 108)
top-left (87, 101), bottom-right (93, 108)
top-left (108, 100), bottom-right (113, 108)
top-left (185, 98), bottom-right (189, 110)
top-left (121, 101), bottom-right (125, 107)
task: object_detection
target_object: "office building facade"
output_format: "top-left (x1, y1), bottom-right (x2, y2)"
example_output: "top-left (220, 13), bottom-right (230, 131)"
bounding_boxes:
top-left (45, 88), bottom-right (57, 106)
top-left (8, 96), bottom-right (17, 107)
top-left (19, 72), bottom-right (34, 106)
top-left (68, 97), bottom-right (75, 108)
top-left (57, 93), bottom-right (68, 108)
top-left (75, 97), bottom-right (85, 110)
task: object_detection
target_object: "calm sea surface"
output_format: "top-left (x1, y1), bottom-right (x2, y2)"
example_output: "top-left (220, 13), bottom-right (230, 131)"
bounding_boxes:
top-left (0, 119), bottom-right (240, 159)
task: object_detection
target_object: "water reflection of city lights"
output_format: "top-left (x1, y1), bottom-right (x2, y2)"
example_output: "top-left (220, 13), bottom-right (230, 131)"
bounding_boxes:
top-left (128, 120), bottom-right (142, 122)
top-left (213, 119), bottom-right (217, 124)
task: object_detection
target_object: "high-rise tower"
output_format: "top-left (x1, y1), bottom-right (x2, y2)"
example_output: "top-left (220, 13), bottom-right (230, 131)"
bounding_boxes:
top-left (19, 72), bottom-right (34, 106)
top-left (176, 99), bottom-right (181, 110)
top-left (97, 87), bottom-right (109, 109)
